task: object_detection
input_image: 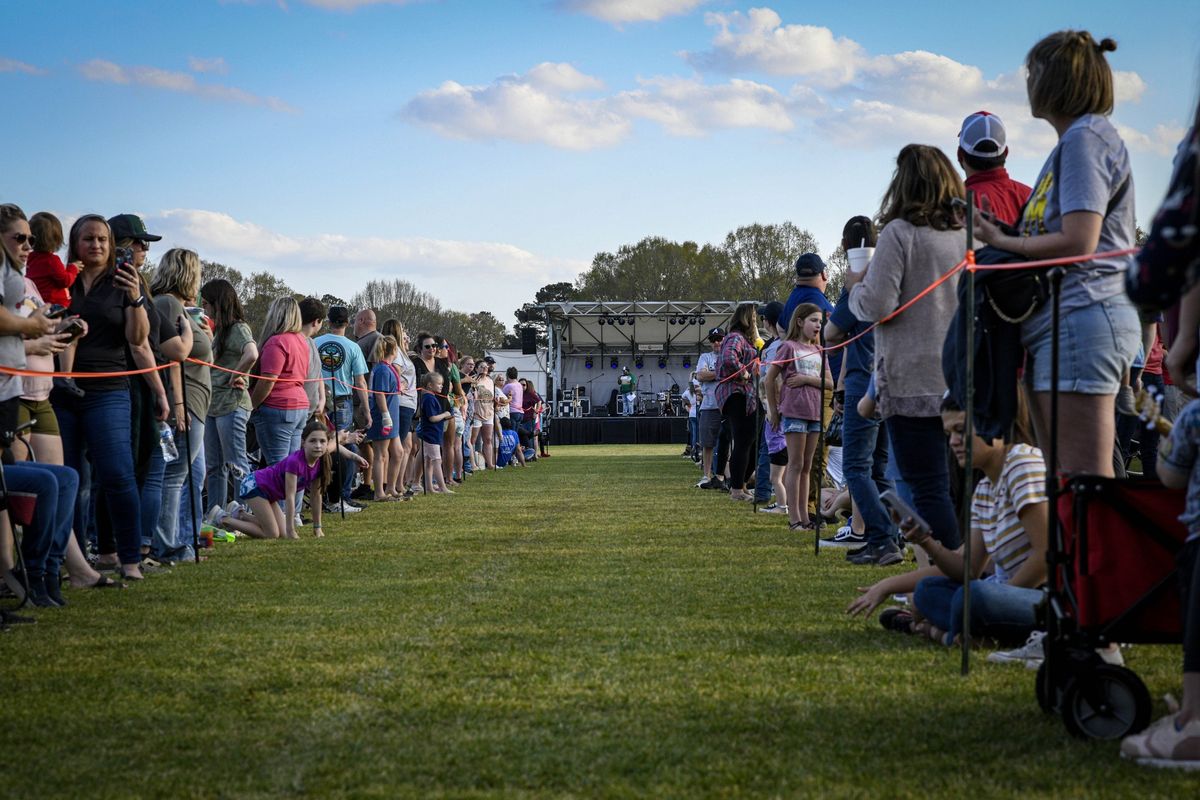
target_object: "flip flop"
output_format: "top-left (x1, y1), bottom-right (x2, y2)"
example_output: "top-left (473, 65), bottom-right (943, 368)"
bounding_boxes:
top-left (84, 575), bottom-right (126, 589)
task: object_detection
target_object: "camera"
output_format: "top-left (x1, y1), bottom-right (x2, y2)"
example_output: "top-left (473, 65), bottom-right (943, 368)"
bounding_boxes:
top-left (115, 246), bottom-right (134, 271)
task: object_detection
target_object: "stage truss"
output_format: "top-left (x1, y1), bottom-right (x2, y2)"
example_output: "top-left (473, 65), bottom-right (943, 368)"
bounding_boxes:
top-left (538, 300), bottom-right (746, 418)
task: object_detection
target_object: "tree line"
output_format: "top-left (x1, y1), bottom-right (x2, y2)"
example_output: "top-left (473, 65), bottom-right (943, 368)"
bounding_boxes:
top-left (193, 262), bottom-right (509, 357)
top-left (515, 221), bottom-right (846, 343)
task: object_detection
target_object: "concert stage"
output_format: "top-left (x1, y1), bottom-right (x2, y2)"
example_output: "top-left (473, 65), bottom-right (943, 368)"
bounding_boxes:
top-left (552, 414), bottom-right (688, 446)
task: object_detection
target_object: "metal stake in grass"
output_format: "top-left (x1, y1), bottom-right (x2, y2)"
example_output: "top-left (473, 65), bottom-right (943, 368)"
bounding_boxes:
top-left (960, 189), bottom-right (975, 675)
top-left (182, 369), bottom-right (200, 563)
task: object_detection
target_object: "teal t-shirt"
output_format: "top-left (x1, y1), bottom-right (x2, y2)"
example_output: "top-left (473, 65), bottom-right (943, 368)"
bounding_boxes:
top-left (313, 333), bottom-right (368, 399)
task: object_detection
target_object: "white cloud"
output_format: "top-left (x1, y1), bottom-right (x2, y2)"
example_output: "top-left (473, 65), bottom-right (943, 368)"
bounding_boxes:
top-left (685, 9), bottom-right (864, 87)
top-left (153, 209), bottom-right (583, 283)
top-left (188, 56), bottom-right (229, 75)
top-left (78, 59), bottom-right (298, 113)
top-left (558, 0), bottom-right (706, 24)
top-left (401, 64), bottom-right (629, 150)
top-left (1115, 123), bottom-right (1188, 157)
top-left (1114, 70), bottom-right (1147, 104)
top-left (0, 57), bottom-right (46, 75)
top-left (616, 77), bottom-right (793, 136)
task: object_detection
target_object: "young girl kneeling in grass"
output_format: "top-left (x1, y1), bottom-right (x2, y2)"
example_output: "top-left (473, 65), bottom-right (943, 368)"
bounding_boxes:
top-left (766, 302), bottom-right (832, 531)
top-left (222, 419), bottom-right (365, 539)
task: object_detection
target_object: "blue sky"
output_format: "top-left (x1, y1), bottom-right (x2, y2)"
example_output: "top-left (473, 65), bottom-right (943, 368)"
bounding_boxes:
top-left (5, 0), bottom-right (1200, 328)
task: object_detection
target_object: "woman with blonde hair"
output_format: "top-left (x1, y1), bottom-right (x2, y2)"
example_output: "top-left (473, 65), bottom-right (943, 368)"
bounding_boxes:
top-left (847, 144), bottom-right (969, 550)
top-left (250, 296), bottom-right (310, 469)
top-left (973, 31), bottom-right (1139, 477)
top-left (366, 334), bottom-right (408, 499)
top-left (148, 248), bottom-right (212, 563)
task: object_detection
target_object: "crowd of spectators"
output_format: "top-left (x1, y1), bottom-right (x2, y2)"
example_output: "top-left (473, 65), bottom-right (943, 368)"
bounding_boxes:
top-left (0, 206), bottom-right (549, 604)
top-left (679, 30), bottom-right (1200, 767)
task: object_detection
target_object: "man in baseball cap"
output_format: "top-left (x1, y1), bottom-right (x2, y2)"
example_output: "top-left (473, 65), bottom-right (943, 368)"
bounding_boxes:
top-left (956, 111), bottom-right (1031, 226)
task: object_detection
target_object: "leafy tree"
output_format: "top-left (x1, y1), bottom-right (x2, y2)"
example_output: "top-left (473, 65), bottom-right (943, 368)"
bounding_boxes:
top-left (242, 271), bottom-right (297, 338)
top-left (200, 260), bottom-right (245, 294)
top-left (721, 222), bottom-right (819, 302)
top-left (824, 248), bottom-right (848, 303)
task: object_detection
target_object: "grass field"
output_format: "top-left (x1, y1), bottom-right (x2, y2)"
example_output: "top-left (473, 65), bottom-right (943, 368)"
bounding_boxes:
top-left (0, 444), bottom-right (1192, 798)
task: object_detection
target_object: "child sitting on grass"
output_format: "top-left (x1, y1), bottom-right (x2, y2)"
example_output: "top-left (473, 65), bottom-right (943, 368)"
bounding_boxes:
top-left (218, 419), bottom-right (366, 539)
top-left (416, 372), bottom-right (454, 494)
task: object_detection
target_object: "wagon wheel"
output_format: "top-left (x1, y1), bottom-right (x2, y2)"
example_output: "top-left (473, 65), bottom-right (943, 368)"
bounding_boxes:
top-left (1060, 664), bottom-right (1152, 740)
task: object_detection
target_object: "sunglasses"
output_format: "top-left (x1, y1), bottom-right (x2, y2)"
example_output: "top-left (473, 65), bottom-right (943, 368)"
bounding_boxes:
top-left (421, 344), bottom-right (437, 350)
top-left (132, 240), bottom-right (150, 251)
top-left (9, 233), bottom-right (35, 246)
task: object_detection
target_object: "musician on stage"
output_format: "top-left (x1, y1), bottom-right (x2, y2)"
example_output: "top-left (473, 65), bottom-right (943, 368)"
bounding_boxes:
top-left (618, 367), bottom-right (637, 416)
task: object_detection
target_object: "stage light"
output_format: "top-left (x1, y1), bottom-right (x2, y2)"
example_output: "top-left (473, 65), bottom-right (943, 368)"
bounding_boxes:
top-left (610, 357), bottom-right (618, 370)
top-left (627, 316), bottom-right (635, 325)
top-left (682, 356), bottom-right (691, 369)
top-left (585, 356), bottom-right (593, 369)
top-left (669, 316), bottom-right (677, 325)
top-left (617, 318), bottom-right (625, 326)
top-left (658, 357), bottom-right (666, 369)
top-left (635, 356), bottom-right (643, 369)
top-left (698, 317), bottom-right (705, 325)
top-left (688, 316), bottom-right (697, 325)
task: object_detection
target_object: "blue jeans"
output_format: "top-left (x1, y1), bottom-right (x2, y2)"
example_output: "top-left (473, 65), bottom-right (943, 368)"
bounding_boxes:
top-left (205, 407), bottom-right (251, 509)
top-left (178, 434), bottom-right (205, 556)
top-left (843, 393), bottom-right (894, 547)
top-left (157, 413), bottom-right (205, 561)
top-left (687, 417), bottom-right (698, 451)
top-left (885, 414), bottom-right (960, 550)
top-left (139, 444), bottom-right (166, 552)
top-left (753, 425), bottom-right (772, 502)
top-left (253, 405), bottom-right (307, 466)
top-left (57, 389), bottom-right (143, 565)
top-left (332, 396), bottom-right (357, 501)
top-left (914, 576), bottom-right (1042, 645)
top-left (7, 462), bottom-right (78, 581)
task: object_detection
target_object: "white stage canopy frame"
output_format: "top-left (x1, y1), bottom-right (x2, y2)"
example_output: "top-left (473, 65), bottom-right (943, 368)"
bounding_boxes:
top-left (539, 300), bottom-right (746, 412)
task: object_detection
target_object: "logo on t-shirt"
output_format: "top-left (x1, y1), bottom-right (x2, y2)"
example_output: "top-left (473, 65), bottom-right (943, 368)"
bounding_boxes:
top-left (318, 340), bottom-right (348, 374)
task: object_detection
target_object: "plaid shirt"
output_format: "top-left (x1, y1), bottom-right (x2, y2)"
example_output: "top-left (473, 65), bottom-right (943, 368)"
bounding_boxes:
top-left (715, 330), bottom-right (758, 414)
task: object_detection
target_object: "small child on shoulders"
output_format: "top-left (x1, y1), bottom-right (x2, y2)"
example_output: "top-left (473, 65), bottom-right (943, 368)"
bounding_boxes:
top-left (25, 212), bottom-right (79, 307)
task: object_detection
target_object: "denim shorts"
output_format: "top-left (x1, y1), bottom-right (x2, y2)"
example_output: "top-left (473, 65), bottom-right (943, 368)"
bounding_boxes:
top-left (782, 417), bottom-right (822, 434)
top-left (238, 473), bottom-right (266, 501)
top-left (698, 409), bottom-right (722, 448)
top-left (1021, 295), bottom-right (1139, 395)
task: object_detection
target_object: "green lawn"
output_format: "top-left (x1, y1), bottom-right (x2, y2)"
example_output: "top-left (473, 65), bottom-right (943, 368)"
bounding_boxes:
top-left (0, 445), bottom-right (1191, 798)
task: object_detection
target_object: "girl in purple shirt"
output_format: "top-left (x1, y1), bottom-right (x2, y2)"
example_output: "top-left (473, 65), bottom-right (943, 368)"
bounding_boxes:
top-left (218, 419), bottom-right (365, 539)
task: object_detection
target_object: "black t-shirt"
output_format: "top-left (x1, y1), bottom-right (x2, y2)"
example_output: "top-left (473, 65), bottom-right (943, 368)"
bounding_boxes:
top-left (69, 270), bottom-right (134, 392)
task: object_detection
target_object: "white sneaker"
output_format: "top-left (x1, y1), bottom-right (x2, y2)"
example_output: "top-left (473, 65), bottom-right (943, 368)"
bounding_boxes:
top-left (1098, 644), bottom-right (1125, 667)
top-left (695, 477), bottom-right (711, 489)
top-left (1121, 713), bottom-right (1200, 770)
top-left (203, 504), bottom-right (226, 527)
top-left (325, 500), bottom-right (362, 514)
top-left (761, 503), bottom-right (787, 514)
top-left (225, 500), bottom-right (242, 517)
top-left (987, 630), bottom-right (1046, 667)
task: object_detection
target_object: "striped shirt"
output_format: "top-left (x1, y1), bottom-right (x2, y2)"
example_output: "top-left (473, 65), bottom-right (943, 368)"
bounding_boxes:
top-left (971, 444), bottom-right (1046, 582)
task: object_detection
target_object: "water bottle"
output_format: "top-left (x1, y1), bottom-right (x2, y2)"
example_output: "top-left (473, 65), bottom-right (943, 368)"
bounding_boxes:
top-left (159, 422), bottom-right (179, 463)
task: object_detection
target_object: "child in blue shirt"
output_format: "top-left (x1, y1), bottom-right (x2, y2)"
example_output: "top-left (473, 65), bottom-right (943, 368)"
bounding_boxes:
top-left (416, 372), bottom-right (453, 494)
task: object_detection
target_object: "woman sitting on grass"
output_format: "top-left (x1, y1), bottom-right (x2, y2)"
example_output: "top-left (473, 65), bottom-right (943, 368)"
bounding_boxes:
top-left (217, 419), bottom-right (366, 540)
top-left (846, 395), bottom-right (1048, 648)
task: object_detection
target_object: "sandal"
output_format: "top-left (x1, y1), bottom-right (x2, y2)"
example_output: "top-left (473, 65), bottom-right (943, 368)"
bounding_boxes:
top-left (83, 575), bottom-right (126, 590)
top-left (879, 607), bottom-right (915, 635)
top-left (788, 520), bottom-right (813, 531)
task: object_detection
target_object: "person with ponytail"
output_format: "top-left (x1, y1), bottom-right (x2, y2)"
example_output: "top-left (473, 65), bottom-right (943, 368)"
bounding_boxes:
top-left (973, 31), bottom-right (1140, 478)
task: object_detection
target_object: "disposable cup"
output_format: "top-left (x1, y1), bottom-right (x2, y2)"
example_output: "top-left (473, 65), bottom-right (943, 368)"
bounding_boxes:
top-left (847, 247), bottom-right (875, 274)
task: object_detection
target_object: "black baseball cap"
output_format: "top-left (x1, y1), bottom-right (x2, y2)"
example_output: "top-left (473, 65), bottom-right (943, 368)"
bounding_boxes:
top-left (758, 301), bottom-right (784, 326)
top-left (707, 326), bottom-right (725, 341)
top-left (794, 252), bottom-right (826, 277)
top-left (107, 214), bottom-right (162, 242)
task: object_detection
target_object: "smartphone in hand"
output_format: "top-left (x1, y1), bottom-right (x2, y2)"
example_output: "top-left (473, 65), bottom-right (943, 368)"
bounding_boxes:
top-left (880, 490), bottom-right (932, 540)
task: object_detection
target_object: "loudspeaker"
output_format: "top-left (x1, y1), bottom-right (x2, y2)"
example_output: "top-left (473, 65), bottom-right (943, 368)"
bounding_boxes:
top-left (521, 327), bottom-right (537, 355)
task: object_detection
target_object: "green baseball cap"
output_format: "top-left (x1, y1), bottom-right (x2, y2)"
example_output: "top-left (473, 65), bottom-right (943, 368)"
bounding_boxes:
top-left (107, 214), bottom-right (162, 242)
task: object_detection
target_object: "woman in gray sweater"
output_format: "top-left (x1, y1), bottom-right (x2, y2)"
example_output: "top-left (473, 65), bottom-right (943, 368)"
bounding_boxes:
top-left (847, 144), bottom-right (971, 549)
